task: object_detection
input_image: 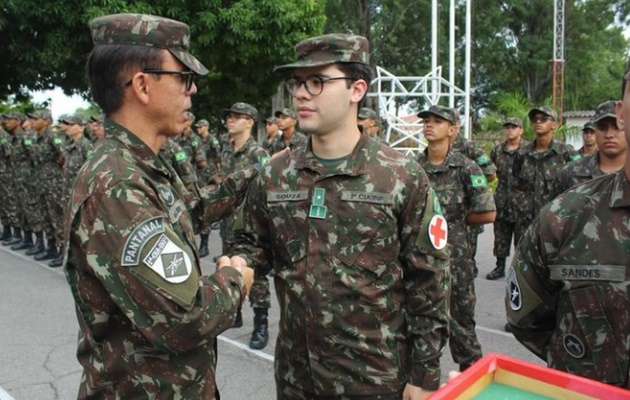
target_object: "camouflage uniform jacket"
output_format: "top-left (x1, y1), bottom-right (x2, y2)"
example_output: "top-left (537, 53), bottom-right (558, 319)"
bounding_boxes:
top-left (506, 170), bottom-right (630, 388)
top-left (452, 134), bottom-right (497, 177)
top-left (271, 129), bottom-right (308, 154)
top-left (418, 150), bottom-right (496, 260)
top-left (34, 128), bottom-right (66, 192)
top-left (64, 119), bottom-right (259, 399)
top-left (550, 152), bottom-right (609, 200)
top-left (232, 132), bottom-right (450, 394)
top-left (262, 134), bottom-right (279, 153)
top-left (64, 136), bottom-right (94, 190)
top-left (11, 128), bottom-right (36, 177)
top-left (178, 131), bottom-right (206, 166)
top-left (512, 139), bottom-right (580, 225)
top-left (159, 138), bottom-right (197, 185)
top-left (0, 129), bottom-right (12, 175)
top-left (220, 136), bottom-right (269, 176)
top-left (491, 139), bottom-right (530, 223)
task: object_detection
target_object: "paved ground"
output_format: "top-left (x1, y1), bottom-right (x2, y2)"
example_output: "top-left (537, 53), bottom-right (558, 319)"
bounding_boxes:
top-left (0, 226), bottom-right (542, 399)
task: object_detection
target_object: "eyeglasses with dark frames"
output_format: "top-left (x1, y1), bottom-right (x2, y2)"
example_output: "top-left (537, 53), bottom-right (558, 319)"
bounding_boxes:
top-left (124, 69), bottom-right (195, 92)
top-left (285, 75), bottom-right (357, 97)
top-left (529, 115), bottom-right (554, 123)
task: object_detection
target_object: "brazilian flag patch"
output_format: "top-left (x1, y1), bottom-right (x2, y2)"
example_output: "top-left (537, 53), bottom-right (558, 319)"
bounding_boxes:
top-left (476, 154), bottom-right (490, 165)
top-left (259, 155), bottom-right (270, 166)
top-left (53, 137), bottom-right (63, 144)
top-left (571, 154), bottom-right (581, 161)
top-left (471, 175), bottom-right (488, 188)
top-left (174, 151), bottom-right (187, 161)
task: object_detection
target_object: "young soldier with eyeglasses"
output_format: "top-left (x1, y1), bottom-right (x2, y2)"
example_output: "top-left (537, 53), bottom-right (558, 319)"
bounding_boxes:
top-left (229, 33), bottom-right (450, 400)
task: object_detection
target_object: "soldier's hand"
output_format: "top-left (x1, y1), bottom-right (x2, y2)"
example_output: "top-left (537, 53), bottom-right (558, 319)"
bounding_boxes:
top-left (216, 255), bottom-right (253, 294)
top-left (402, 383), bottom-right (433, 400)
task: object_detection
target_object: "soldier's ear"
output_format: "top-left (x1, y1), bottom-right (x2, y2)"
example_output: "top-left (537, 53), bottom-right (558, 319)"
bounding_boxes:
top-left (616, 100), bottom-right (624, 131)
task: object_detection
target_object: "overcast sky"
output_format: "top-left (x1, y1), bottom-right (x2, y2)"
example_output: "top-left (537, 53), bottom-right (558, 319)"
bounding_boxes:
top-left (31, 87), bottom-right (90, 122)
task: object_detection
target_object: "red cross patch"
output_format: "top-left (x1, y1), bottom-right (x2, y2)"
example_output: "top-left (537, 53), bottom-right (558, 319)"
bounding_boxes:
top-left (428, 215), bottom-right (448, 250)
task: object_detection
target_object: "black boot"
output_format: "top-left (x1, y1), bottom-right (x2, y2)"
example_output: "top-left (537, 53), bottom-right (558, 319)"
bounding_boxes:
top-left (249, 308), bottom-right (269, 350)
top-left (12, 230), bottom-right (34, 251)
top-left (3, 227), bottom-right (22, 246)
top-left (0, 225), bottom-right (11, 241)
top-left (48, 249), bottom-right (64, 268)
top-left (232, 308), bottom-right (243, 328)
top-left (198, 233), bottom-right (209, 258)
top-left (486, 257), bottom-right (506, 280)
top-left (35, 238), bottom-right (57, 261)
top-left (26, 232), bottom-right (46, 256)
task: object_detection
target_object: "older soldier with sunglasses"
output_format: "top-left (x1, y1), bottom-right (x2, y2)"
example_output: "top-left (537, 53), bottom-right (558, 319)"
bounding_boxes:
top-left (64, 14), bottom-right (258, 399)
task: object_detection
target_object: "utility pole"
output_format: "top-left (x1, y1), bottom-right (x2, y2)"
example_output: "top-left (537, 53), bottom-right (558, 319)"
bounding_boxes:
top-left (553, 0), bottom-right (565, 124)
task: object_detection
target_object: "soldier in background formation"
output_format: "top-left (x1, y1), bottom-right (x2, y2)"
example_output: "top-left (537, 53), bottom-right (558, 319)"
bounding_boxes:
top-left (262, 115), bottom-right (280, 152)
top-left (551, 100), bottom-right (627, 199)
top-left (486, 117), bottom-right (529, 280)
top-left (231, 33), bottom-right (450, 399)
top-left (506, 63), bottom-right (630, 389)
top-left (578, 120), bottom-right (597, 156)
top-left (0, 113), bottom-right (22, 244)
top-left (218, 102), bottom-right (271, 350)
top-left (357, 106), bottom-right (381, 141)
top-left (418, 105), bottom-right (496, 373)
top-left (273, 107), bottom-right (307, 153)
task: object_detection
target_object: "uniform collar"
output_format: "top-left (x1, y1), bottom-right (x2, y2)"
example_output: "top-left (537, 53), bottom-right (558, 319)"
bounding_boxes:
top-left (294, 132), bottom-right (371, 177)
top-left (104, 118), bottom-right (168, 175)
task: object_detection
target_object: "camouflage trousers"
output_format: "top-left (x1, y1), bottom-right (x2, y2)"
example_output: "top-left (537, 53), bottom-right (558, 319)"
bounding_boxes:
top-left (0, 172), bottom-right (18, 227)
top-left (514, 214), bottom-right (534, 250)
top-left (276, 380), bottom-right (403, 400)
top-left (493, 217), bottom-right (516, 258)
top-left (466, 225), bottom-right (482, 277)
top-left (17, 171), bottom-right (43, 231)
top-left (448, 244), bottom-right (482, 366)
top-left (41, 184), bottom-right (65, 241)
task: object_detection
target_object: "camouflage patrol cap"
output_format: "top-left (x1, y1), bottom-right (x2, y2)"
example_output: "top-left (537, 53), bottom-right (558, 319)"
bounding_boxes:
top-left (223, 102), bottom-right (258, 120)
top-left (503, 117), bottom-right (523, 128)
top-left (2, 112), bottom-right (26, 122)
top-left (195, 119), bottom-right (209, 127)
top-left (358, 107), bottom-right (377, 120)
top-left (27, 109), bottom-right (53, 122)
top-left (592, 100), bottom-right (617, 124)
top-left (583, 121), bottom-right (595, 132)
top-left (274, 33), bottom-right (369, 72)
top-left (418, 105), bottom-right (458, 125)
top-left (264, 116), bottom-right (277, 124)
top-left (89, 114), bottom-right (103, 123)
top-left (528, 106), bottom-right (557, 121)
top-left (60, 115), bottom-right (85, 125)
top-left (89, 13), bottom-right (208, 75)
top-left (274, 108), bottom-right (297, 120)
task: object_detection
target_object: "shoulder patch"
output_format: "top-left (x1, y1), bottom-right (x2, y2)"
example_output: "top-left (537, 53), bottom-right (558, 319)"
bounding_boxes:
top-left (471, 174), bottom-right (488, 188)
top-left (174, 151), bottom-right (187, 161)
top-left (476, 154), bottom-right (491, 165)
top-left (53, 137), bottom-right (63, 144)
top-left (428, 214), bottom-right (448, 250)
top-left (23, 138), bottom-right (32, 146)
top-left (143, 234), bottom-right (192, 284)
top-left (157, 184), bottom-right (175, 206)
top-left (571, 154), bottom-right (581, 161)
top-left (121, 217), bottom-right (165, 266)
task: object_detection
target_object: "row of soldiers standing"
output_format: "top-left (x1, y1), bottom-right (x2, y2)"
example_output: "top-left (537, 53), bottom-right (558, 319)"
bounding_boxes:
top-left (0, 110), bottom-right (98, 268)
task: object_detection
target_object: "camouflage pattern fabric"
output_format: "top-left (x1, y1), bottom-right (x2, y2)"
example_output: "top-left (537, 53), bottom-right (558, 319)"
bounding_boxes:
top-left (271, 130), bottom-right (308, 154)
top-left (89, 13), bottom-right (209, 75)
top-left (3, 127), bottom-right (22, 228)
top-left (274, 33), bottom-right (369, 72)
top-left (0, 128), bottom-right (15, 226)
top-left (64, 118), bottom-right (258, 399)
top-left (418, 105), bottom-right (458, 125)
top-left (13, 128), bottom-right (41, 231)
top-left (219, 136), bottom-right (270, 309)
top-left (490, 139), bottom-right (530, 257)
top-left (232, 133), bottom-right (450, 394)
top-left (551, 151), bottom-right (609, 200)
top-left (506, 170), bottom-right (630, 388)
top-left (34, 128), bottom-right (66, 239)
top-left (511, 139), bottom-right (579, 244)
top-left (418, 149), bottom-right (495, 367)
top-left (196, 133), bottom-right (222, 185)
top-left (159, 137), bottom-right (197, 186)
top-left (177, 131), bottom-right (206, 167)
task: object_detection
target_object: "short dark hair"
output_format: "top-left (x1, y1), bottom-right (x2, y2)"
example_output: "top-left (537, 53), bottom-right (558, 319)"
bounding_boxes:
top-left (87, 44), bottom-right (164, 115)
top-left (336, 62), bottom-right (374, 109)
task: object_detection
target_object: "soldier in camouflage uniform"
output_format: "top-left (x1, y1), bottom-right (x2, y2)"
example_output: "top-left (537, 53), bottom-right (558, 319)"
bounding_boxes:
top-left (273, 107), bottom-right (308, 153)
top-left (505, 67), bottom-right (630, 388)
top-left (512, 106), bottom-right (580, 246)
top-left (578, 120), bottom-right (598, 156)
top-left (357, 107), bottom-right (382, 141)
top-left (418, 105), bottom-right (496, 373)
top-left (88, 114), bottom-right (105, 142)
top-left (487, 117), bottom-right (529, 280)
top-left (551, 100), bottom-right (627, 199)
top-left (2, 113), bottom-right (29, 246)
top-left (48, 116), bottom-right (94, 268)
top-left (230, 34), bottom-right (451, 399)
top-left (0, 113), bottom-right (20, 242)
top-left (65, 14), bottom-right (258, 399)
top-left (159, 137), bottom-right (197, 187)
top-left (219, 102), bottom-right (271, 350)
top-left (177, 111), bottom-right (207, 172)
top-left (194, 118), bottom-right (221, 183)
top-left (29, 110), bottom-right (67, 261)
top-left (262, 115), bottom-right (280, 153)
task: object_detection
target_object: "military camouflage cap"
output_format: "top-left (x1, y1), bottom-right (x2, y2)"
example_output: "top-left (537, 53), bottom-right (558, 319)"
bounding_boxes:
top-left (503, 117), bottom-right (523, 128)
top-left (61, 115), bottom-right (85, 125)
top-left (195, 119), bottom-right (209, 127)
top-left (528, 106), bottom-right (557, 121)
top-left (2, 112), bottom-right (26, 122)
top-left (223, 102), bottom-right (258, 120)
top-left (89, 114), bottom-right (103, 123)
top-left (583, 121), bottom-right (595, 131)
top-left (358, 107), bottom-right (377, 120)
top-left (417, 105), bottom-right (458, 125)
top-left (264, 116), bottom-right (277, 124)
top-left (27, 109), bottom-right (52, 122)
top-left (592, 100), bottom-right (617, 124)
top-left (274, 108), bottom-right (297, 120)
top-left (89, 14), bottom-right (209, 75)
top-left (274, 33), bottom-right (369, 72)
